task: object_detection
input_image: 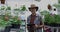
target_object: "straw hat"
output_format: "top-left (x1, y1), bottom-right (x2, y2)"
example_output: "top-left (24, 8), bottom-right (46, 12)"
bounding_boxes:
top-left (28, 4), bottom-right (38, 11)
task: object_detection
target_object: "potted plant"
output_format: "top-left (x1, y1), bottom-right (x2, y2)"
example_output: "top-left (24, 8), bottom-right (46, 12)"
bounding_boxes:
top-left (20, 5), bottom-right (27, 11)
top-left (0, 6), bottom-right (5, 10)
top-left (0, 15), bottom-right (11, 30)
top-left (44, 14), bottom-right (60, 27)
top-left (5, 6), bottom-right (11, 10)
top-left (40, 10), bottom-right (50, 15)
top-left (40, 10), bottom-right (60, 27)
top-left (13, 8), bottom-right (20, 16)
top-left (54, 15), bottom-right (60, 27)
top-left (5, 6), bottom-right (11, 16)
top-left (10, 16), bottom-right (22, 28)
top-left (20, 5), bottom-right (27, 14)
top-left (44, 14), bottom-right (56, 26)
top-left (0, 6), bottom-right (6, 15)
top-left (14, 8), bottom-right (20, 11)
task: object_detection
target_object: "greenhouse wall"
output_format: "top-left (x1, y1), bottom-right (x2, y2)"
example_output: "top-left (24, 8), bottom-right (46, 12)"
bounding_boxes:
top-left (0, 0), bottom-right (58, 17)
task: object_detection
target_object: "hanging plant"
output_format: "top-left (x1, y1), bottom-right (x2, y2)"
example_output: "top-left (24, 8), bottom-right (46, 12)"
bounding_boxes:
top-left (5, 6), bottom-right (11, 10)
top-left (5, 6), bottom-right (11, 16)
top-left (20, 5), bottom-right (27, 11)
top-left (0, 6), bottom-right (5, 10)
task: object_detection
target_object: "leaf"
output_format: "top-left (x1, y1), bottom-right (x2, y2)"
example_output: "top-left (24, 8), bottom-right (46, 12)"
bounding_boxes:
top-left (45, 14), bottom-right (60, 24)
top-left (6, 6), bottom-right (11, 10)
top-left (14, 8), bottom-right (20, 11)
top-left (20, 5), bottom-right (26, 11)
top-left (40, 10), bottom-right (49, 15)
top-left (0, 6), bottom-right (5, 10)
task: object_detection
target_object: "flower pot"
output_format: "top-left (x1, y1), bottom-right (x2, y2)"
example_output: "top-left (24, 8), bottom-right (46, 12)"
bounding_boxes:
top-left (4, 26), bottom-right (11, 32)
top-left (11, 24), bottom-right (20, 29)
top-left (57, 24), bottom-right (60, 27)
top-left (0, 27), bottom-right (5, 31)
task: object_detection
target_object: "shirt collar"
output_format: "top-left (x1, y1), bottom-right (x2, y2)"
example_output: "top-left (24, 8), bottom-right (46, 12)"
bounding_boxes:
top-left (31, 13), bottom-right (38, 17)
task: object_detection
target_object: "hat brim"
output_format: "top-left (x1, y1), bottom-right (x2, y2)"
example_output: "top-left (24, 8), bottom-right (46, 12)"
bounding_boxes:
top-left (28, 7), bottom-right (38, 11)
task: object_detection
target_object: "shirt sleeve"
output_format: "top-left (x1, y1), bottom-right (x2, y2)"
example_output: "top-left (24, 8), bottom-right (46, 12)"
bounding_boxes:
top-left (27, 16), bottom-right (30, 24)
top-left (38, 15), bottom-right (43, 25)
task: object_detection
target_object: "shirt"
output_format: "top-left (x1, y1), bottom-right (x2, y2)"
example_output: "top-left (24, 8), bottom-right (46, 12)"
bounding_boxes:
top-left (27, 14), bottom-right (42, 25)
top-left (30, 15), bottom-right (36, 24)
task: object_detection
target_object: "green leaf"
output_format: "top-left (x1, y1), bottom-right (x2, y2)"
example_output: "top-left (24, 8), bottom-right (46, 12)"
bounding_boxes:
top-left (0, 6), bottom-right (5, 10)
top-left (6, 6), bottom-right (11, 10)
top-left (44, 14), bottom-right (60, 24)
top-left (20, 5), bottom-right (26, 11)
top-left (14, 8), bottom-right (20, 11)
top-left (40, 10), bottom-right (49, 15)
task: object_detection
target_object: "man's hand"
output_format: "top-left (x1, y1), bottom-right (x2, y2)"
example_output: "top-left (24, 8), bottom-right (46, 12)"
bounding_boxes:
top-left (35, 24), bottom-right (44, 28)
top-left (39, 25), bottom-right (44, 27)
top-left (35, 24), bottom-right (38, 28)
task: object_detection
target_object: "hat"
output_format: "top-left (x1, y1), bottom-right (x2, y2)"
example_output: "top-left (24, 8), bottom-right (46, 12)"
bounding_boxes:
top-left (28, 4), bottom-right (38, 11)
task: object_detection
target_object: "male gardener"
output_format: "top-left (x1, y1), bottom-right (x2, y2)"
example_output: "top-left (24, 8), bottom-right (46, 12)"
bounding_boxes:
top-left (27, 4), bottom-right (43, 32)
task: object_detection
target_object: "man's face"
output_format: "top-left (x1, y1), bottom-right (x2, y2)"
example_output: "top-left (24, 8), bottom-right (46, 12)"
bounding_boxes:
top-left (30, 8), bottom-right (36, 14)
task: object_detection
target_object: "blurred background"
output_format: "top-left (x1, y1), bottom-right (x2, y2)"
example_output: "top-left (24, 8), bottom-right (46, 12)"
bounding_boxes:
top-left (0, 0), bottom-right (60, 32)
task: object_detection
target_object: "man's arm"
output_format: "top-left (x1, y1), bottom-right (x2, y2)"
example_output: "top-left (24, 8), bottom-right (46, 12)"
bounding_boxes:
top-left (35, 16), bottom-right (44, 28)
top-left (27, 16), bottom-right (30, 28)
top-left (39, 16), bottom-right (44, 27)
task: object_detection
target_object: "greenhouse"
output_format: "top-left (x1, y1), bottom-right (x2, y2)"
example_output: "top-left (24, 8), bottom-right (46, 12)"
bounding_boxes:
top-left (0, 0), bottom-right (60, 32)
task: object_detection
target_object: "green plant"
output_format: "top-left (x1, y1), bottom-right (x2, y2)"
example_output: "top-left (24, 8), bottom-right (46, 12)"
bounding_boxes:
top-left (44, 14), bottom-right (60, 24)
top-left (20, 5), bottom-right (26, 11)
top-left (44, 14), bottom-right (55, 24)
top-left (14, 8), bottom-right (20, 11)
top-left (4, 6), bottom-right (11, 16)
top-left (53, 4), bottom-right (60, 8)
top-left (0, 6), bottom-right (5, 10)
top-left (10, 16), bottom-right (22, 24)
top-left (54, 15), bottom-right (60, 24)
top-left (0, 20), bottom-right (11, 27)
top-left (58, 0), bottom-right (60, 3)
top-left (6, 6), bottom-right (11, 10)
top-left (40, 10), bottom-right (50, 15)
top-left (0, 15), bottom-right (11, 27)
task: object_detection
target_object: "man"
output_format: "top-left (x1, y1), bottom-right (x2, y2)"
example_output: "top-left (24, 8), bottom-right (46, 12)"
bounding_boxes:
top-left (47, 4), bottom-right (58, 15)
top-left (27, 4), bottom-right (43, 32)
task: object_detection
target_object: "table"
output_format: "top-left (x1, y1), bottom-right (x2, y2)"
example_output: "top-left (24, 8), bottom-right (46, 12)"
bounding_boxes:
top-left (45, 25), bottom-right (60, 32)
